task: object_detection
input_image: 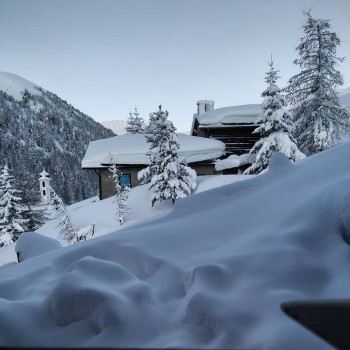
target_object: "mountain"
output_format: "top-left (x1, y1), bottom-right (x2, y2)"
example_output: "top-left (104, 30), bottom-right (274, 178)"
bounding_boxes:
top-left (339, 86), bottom-right (350, 108)
top-left (100, 120), bottom-right (128, 135)
top-left (0, 72), bottom-right (114, 204)
top-left (101, 119), bottom-right (190, 135)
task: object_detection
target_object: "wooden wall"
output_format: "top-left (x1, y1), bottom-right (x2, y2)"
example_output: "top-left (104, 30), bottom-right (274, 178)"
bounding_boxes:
top-left (96, 162), bottom-right (220, 200)
top-left (199, 125), bottom-right (259, 156)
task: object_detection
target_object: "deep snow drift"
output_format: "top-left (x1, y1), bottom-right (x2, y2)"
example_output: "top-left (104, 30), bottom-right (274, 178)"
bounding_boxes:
top-left (1, 144), bottom-right (350, 348)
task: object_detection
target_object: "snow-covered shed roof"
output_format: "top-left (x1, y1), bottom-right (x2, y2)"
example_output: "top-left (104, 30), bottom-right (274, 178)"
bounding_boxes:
top-left (197, 104), bottom-right (261, 126)
top-left (82, 133), bottom-right (225, 168)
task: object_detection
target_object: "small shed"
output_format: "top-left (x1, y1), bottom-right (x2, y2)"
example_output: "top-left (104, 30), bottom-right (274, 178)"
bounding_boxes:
top-left (82, 133), bottom-right (225, 200)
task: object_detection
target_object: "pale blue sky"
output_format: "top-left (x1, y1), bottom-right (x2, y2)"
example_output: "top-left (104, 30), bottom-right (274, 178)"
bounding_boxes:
top-left (0, 0), bottom-right (349, 131)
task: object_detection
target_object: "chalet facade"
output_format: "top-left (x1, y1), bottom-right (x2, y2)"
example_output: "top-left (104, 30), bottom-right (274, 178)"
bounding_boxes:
top-left (82, 133), bottom-right (225, 200)
top-left (191, 100), bottom-right (261, 173)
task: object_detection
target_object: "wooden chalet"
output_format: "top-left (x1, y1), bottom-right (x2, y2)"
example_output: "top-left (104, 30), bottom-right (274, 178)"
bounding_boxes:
top-left (191, 100), bottom-right (261, 173)
top-left (82, 133), bottom-right (225, 200)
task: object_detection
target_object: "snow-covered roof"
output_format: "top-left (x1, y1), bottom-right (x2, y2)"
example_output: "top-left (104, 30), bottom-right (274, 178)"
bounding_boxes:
top-left (39, 169), bottom-right (50, 180)
top-left (0, 71), bottom-right (43, 100)
top-left (196, 104), bottom-right (261, 125)
top-left (82, 133), bottom-right (225, 168)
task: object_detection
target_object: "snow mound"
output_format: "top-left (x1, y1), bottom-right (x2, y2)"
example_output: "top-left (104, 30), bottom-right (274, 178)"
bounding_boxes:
top-left (0, 71), bottom-right (43, 100)
top-left (48, 255), bottom-right (156, 330)
top-left (269, 152), bottom-right (294, 169)
top-left (2, 143), bottom-right (350, 348)
top-left (15, 232), bottom-right (61, 262)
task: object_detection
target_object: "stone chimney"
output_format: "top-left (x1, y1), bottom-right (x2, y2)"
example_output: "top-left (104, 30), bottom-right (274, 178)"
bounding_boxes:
top-left (197, 100), bottom-right (215, 116)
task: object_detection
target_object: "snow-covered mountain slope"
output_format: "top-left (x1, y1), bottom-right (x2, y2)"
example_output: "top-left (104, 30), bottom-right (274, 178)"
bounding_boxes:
top-left (100, 119), bottom-right (190, 135)
top-left (0, 72), bottom-right (114, 204)
top-left (100, 120), bottom-right (128, 135)
top-left (1, 143), bottom-right (350, 348)
top-left (0, 72), bottom-right (43, 100)
top-left (339, 86), bottom-right (350, 108)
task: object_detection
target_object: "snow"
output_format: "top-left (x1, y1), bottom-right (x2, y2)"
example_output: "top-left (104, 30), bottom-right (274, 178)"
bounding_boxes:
top-left (2, 142), bottom-right (350, 348)
top-left (339, 87), bottom-right (350, 109)
top-left (0, 175), bottom-right (247, 265)
top-left (100, 120), bottom-right (128, 135)
top-left (53, 140), bottom-right (64, 152)
top-left (15, 232), bottom-right (61, 262)
top-left (38, 169), bottom-right (50, 180)
top-left (82, 133), bottom-right (225, 168)
top-left (339, 86), bottom-right (350, 97)
top-left (196, 104), bottom-right (261, 125)
top-left (0, 71), bottom-right (43, 100)
top-left (215, 153), bottom-right (252, 171)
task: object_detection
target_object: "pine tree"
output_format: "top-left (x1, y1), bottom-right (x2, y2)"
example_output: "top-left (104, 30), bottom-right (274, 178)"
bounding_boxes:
top-left (285, 12), bottom-right (350, 155)
top-left (0, 165), bottom-right (29, 246)
top-left (138, 106), bottom-right (197, 206)
top-left (49, 186), bottom-right (77, 243)
top-left (21, 204), bottom-right (48, 232)
top-left (109, 164), bottom-right (130, 225)
top-left (244, 60), bottom-right (305, 174)
top-left (125, 107), bottom-right (145, 134)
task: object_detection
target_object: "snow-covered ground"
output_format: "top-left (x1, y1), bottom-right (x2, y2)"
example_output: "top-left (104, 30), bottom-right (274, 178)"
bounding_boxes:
top-left (0, 175), bottom-right (249, 266)
top-left (1, 144), bottom-right (350, 348)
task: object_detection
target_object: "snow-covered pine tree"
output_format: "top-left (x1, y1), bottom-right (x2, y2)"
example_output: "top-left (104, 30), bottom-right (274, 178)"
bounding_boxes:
top-left (0, 165), bottom-right (29, 246)
top-left (244, 59), bottom-right (305, 174)
top-left (137, 110), bottom-right (164, 184)
top-left (21, 204), bottom-right (48, 232)
top-left (143, 111), bottom-right (158, 135)
top-left (109, 164), bottom-right (130, 225)
top-left (125, 107), bottom-right (145, 134)
top-left (49, 186), bottom-right (77, 243)
top-left (285, 12), bottom-right (350, 155)
top-left (138, 106), bottom-right (197, 206)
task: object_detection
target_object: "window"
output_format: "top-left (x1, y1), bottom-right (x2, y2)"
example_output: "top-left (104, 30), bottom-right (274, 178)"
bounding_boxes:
top-left (120, 174), bottom-right (131, 188)
top-left (42, 181), bottom-right (46, 187)
top-left (43, 190), bottom-right (46, 196)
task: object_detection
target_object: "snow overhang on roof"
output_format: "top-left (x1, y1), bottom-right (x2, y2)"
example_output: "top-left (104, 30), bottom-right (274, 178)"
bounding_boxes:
top-left (82, 133), bottom-right (225, 168)
top-left (197, 104), bottom-right (261, 125)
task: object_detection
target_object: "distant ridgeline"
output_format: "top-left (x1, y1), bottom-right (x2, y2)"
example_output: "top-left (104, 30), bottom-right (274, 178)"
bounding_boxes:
top-left (0, 87), bottom-right (114, 204)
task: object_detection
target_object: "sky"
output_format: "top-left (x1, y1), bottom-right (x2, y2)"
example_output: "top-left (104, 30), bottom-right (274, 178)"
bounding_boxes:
top-left (0, 0), bottom-right (349, 131)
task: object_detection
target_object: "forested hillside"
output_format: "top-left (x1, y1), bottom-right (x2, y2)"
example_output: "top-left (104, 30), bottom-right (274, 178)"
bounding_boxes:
top-left (0, 74), bottom-right (114, 204)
